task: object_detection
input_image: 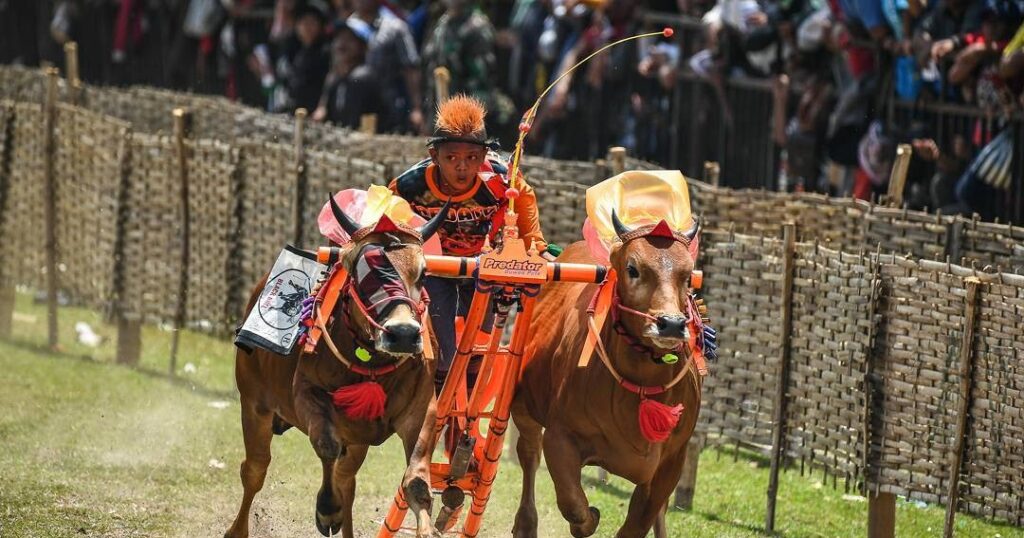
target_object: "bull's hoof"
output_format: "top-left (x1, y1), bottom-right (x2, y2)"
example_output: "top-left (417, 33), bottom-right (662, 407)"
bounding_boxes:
top-left (569, 506), bottom-right (600, 538)
top-left (315, 509), bottom-right (344, 536)
top-left (405, 476), bottom-right (432, 507)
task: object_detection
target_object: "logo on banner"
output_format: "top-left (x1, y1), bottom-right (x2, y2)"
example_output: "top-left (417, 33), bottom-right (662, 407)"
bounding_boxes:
top-left (257, 269), bottom-right (312, 330)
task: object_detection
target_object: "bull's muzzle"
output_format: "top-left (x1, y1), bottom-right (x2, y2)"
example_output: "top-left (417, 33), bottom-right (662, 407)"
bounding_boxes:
top-left (655, 314), bottom-right (689, 339)
top-left (379, 321), bottom-right (423, 355)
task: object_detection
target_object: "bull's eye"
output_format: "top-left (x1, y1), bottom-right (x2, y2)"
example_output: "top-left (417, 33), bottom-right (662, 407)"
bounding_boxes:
top-left (626, 264), bottom-right (640, 279)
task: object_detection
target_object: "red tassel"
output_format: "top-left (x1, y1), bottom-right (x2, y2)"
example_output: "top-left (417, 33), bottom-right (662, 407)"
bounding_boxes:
top-left (331, 382), bottom-right (387, 421)
top-left (637, 398), bottom-right (684, 443)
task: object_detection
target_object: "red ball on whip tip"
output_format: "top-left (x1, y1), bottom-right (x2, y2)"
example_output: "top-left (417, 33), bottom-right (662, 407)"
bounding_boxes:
top-left (663, 27), bottom-right (674, 37)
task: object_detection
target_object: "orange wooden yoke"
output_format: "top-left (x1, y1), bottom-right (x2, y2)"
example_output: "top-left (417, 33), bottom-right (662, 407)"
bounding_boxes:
top-left (377, 215), bottom-right (606, 538)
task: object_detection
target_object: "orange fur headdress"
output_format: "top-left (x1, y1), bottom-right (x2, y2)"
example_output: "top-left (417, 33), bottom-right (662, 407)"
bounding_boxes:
top-left (428, 95), bottom-right (497, 149)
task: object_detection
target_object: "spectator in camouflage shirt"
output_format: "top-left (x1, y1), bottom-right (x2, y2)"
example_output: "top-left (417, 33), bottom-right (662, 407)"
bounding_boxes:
top-left (422, 0), bottom-right (516, 142)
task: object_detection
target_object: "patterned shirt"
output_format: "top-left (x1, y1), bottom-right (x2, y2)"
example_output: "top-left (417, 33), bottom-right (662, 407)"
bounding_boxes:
top-left (389, 153), bottom-right (546, 257)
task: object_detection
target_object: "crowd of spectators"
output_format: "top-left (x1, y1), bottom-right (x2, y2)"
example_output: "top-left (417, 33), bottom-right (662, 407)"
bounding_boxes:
top-left (3, 0), bottom-right (1023, 220)
top-left (709, 0), bottom-right (1024, 220)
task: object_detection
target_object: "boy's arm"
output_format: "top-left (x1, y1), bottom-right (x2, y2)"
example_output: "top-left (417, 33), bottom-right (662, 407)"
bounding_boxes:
top-left (512, 179), bottom-right (548, 253)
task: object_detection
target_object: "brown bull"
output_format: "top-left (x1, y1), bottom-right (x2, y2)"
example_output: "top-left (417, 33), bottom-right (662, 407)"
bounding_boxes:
top-left (511, 215), bottom-right (703, 538)
top-left (224, 199), bottom-right (447, 538)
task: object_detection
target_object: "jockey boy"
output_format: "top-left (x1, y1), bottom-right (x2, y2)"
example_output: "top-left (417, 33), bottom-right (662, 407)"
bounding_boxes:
top-left (388, 95), bottom-right (553, 393)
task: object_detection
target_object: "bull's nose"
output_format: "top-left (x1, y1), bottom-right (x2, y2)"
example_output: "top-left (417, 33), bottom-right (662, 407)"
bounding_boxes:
top-left (381, 323), bottom-right (422, 354)
top-left (655, 314), bottom-right (688, 338)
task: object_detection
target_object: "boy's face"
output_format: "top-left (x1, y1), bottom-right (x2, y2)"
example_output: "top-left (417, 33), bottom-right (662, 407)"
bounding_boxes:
top-left (429, 142), bottom-right (487, 195)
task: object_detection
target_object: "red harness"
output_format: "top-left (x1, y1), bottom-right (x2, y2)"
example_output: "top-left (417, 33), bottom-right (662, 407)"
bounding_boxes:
top-left (303, 257), bottom-right (433, 420)
top-left (578, 219), bottom-right (707, 443)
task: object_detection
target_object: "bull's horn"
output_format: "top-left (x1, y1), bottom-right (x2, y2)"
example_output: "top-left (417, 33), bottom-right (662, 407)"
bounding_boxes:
top-left (329, 193), bottom-right (361, 236)
top-left (683, 215), bottom-right (701, 241)
top-left (612, 209), bottom-right (633, 238)
top-left (418, 198), bottom-right (451, 241)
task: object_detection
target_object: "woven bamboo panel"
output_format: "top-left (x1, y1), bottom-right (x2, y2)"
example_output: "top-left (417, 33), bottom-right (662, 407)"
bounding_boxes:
top-left (304, 149), bottom-right (362, 249)
top-left (956, 218), bottom-right (1024, 272)
top-left (0, 66), bottom-right (46, 103)
top-left (232, 111), bottom-right (296, 145)
top-left (235, 141), bottom-right (296, 318)
top-left (303, 121), bottom-right (352, 153)
top-left (786, 194), bottom-right (867, 248)
top-left (960, 273), bottom-right (1024, 525)
top-left (867, 255), bottom-right (965, 504)
top-left (53, 105), bottom-right (129, 310)
top-left (698, 232), bottom-right (785, 447)
top-left (352, 156), bottom-right (389, 188)
top-left (865, 206), bottom-right (949, 260)
top-left (784, 243), bottom-right (874, 486)
top-left (529, 176), bottom-right (588, 248)
top-left (2, 102), bottom-right (47, 290)
top-left (118, 134), bottom-right (179, 324)
top-left (522, 155), bottom-right (603, 187)
top-left (184, 139), bottom-right (239, 332)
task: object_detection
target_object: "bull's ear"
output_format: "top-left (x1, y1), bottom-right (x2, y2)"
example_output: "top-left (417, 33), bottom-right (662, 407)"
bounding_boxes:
top-left (608, 241), bottom-right (624, 265)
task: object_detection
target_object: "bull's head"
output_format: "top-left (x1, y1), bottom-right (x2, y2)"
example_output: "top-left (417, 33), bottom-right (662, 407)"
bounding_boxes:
top-left (329, 195), bottom-right (448, 356)
top-left (609, 210), bottom-right (700, 353)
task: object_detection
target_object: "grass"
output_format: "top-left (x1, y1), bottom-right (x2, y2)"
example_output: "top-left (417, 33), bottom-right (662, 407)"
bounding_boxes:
top-left (0, 293), bottom-right (1021, 537)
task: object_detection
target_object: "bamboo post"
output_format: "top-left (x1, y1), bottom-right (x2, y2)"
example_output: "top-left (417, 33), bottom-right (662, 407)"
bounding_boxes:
top-left (869, 493), bottom-right (897, 538)
top-left (63, 42), bottom-right (81, 105)
top-left (44, 67), bottom-right (60, 350)
top-left (886, 144), bottom-right (912, 207)
top-left (169, 108), bottom-right (191, 375)
top-left (359, 113), bottom-right (378, 135)
top-left (765, 222), bottom-right (797, 532)
top-left (703, 161), bottom-right (721, 187)
top-left (293, 108), bottom-right (307, 247)
top-left (434, 67), bottom-right (451, 104)
top-left (608, 146), bottom-right (626, 176)
top-left (0, 102), bottom-right (14, 340)
top-left (943, 277), bottom-right (981, 537)
top-left (674, 431), bottom-right (706, 510)
top-left (113, 127), bottom-right (140, 365)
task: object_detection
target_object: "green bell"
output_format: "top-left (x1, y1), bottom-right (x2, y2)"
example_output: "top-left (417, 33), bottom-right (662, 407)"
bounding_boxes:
top-left (355, 347), bottom-right (372, 362)
top-left (661, 353), bottom-right (679, 364)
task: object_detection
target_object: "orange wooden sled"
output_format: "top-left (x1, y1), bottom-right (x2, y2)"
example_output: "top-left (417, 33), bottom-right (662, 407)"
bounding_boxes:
top-left (377, 215), bottom-right (607, 537)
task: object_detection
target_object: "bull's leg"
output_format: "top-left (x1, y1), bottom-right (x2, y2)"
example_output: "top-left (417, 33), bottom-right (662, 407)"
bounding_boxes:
top-left (615, 446), bottom-right (688, 538)
top-left (294, 374), bottom-right (344, 461)
top-left (224, 400), bottom-right (274, 538)
top-left (511, 403), bottom-right (543, 538)
top-left (398, 389), bottom-right (438, 538)
top-left (653, 503), bottom-right (668, 538)
top-left (543, 428), bottom-right (600, 538)
top-left (315, 457), bottom-right (344, 537)
top-left (330, 445), bottom-right (368, 538)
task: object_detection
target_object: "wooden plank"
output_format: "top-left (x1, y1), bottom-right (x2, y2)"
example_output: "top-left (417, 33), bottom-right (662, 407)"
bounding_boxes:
top-left (43, 67), bottom-right (60, 350)
top-left (116, 318), bottom-right (142, 366)
top-left (885, 144), bottom-right (912, 207)
top-left (703, 161), bottom-right (720, 187)
top-left (169, 108), bottom-right (191, 375)
top-left (0, 101), bottom-right (13, 340)
top-left (869, 492), bottom-right (896, 538)
top-left (674, 432), bottom-right (705, 510)
top-left (63, 42), bottom-right (81, 105)
top-left (293, 108), bottom-right (307, 247)
top-left (765, 222), bottom-right (796, 532)
top-left (943, 277), bottom-right (981, 537)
